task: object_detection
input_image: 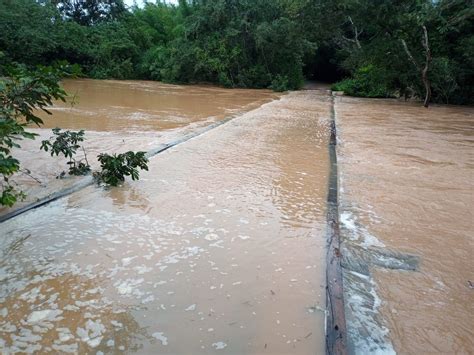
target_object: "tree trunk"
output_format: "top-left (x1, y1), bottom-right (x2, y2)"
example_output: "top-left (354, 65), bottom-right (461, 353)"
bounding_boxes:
top-left (401, 25), bottom-right (432, 108)
top-left (421, 26), bottom-right (432, 108)
top-left (422, 66), bottom-right (431, 108)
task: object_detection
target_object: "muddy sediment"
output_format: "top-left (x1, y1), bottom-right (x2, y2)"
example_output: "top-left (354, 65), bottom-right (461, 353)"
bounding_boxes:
top-left (336, 96), bottom-right (474, 353)
top-left (0, 89), bottom-right (331, 353)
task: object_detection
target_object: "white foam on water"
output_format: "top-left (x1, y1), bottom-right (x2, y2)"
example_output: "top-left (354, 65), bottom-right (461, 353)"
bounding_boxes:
top-left (185, 304), bottom-right (196, 311)
top-left (205, 233), bottom-right (219, 241)
top-left (27, 309), bottom-right (62, 323)
top-left (212, 342), bottom-right (227, 350)
top-left (345, 271), bottom-right (395, 355)
top-left (340, 212), bottom-right (356, 231)
top-left (52, 343), bottom-right (78, 353)
top-left (152, 332), bottom-right (168, 345)
top-left (340, 210), bottom-right (385, 248)
top-left (76, 319), bottom-right (105, 348)
top-left (141, 295), bottom-right (155, 304)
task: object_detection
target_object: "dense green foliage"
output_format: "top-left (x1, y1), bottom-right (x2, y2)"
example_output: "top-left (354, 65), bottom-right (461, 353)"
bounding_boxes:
top-left (332, 65), bottom-right (392, 98)
top-left (40, 128), bottom-right (91, 176)
top-left (95, 151), bottom-right (149, 186)
top-left (0, 0), bottom-right (472, 102)
top-left (328, 0), bottom-right (474, 104)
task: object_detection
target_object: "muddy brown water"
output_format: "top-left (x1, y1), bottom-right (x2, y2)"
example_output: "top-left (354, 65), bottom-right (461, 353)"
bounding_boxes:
top-left (1, 79), bottom-right (278, 214)
top-left (3, 78), bottom-right (472, 354)
top-left (336, 96), bottom-right (474, 353)
top-left (40, 79), bottom-right (279, 132)
top-left (0, 85), bottom-right (331, 353)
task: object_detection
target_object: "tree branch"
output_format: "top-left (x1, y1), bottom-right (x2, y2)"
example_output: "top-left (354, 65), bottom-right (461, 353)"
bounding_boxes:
top-left (348, 16), bottom-right (362, 49)
top-left (421, 25), bottom-right (432, 67)
top-left (401, 39), bottom-right (420, 70)
top-left (402, 26), bottom-right (432, 107)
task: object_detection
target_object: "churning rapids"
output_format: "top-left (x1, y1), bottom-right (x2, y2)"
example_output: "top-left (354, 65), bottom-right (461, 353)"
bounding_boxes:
top-left (0, 79), bottom-right (473, 354)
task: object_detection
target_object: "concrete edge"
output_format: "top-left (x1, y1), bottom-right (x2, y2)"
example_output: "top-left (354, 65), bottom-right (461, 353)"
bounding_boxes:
top-left (325, 93), bottom-right (348, 355)
top-left (0, 116), bottom-right (236, 224)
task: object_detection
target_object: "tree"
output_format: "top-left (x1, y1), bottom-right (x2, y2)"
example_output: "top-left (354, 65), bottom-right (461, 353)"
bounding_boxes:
top-left (0, 0), bottom-right (60, 65)
top-left (55, 0), bottom-right (127, 26)
top-left (401, 26), bottom-right (432, 107)
top-left (0, 0), bottom-right (472, 102)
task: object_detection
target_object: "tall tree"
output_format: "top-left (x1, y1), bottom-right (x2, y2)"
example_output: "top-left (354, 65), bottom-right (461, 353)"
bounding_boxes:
top-left (401, 26), bottom-right (432, 107)
top-left (55, 0), bottom-right (127, 26)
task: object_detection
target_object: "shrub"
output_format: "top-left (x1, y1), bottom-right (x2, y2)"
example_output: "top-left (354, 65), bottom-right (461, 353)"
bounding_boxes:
top-left (94, 151), bottom-right (149, 186)
top-left (332, 65), bottom-right (392, 98)
top-left (139, 46), bottom-right (170, 80)
top-left (236, 65), bottom-right (271, 88)
top-left (41, 128), bottom-right (91, 177)
top-left (269, 74), bottom-right (290, 92)
top-left (430, 57), bottom-right (459, 104)
top-left (218, 72), bottom-right (233, 88)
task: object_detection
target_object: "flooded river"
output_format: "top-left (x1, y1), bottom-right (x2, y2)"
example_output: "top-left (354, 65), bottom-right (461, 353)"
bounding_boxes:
top-left (2, 78), bottom-right (473, 354)
top-left (0, 84), bottom-right (331, 353)
top-left (41, 79), bottom-right (278, 132)
top-left (1, 80), bottom-right (278, 213)
top-left (336, 97), bottom-right (474, 353)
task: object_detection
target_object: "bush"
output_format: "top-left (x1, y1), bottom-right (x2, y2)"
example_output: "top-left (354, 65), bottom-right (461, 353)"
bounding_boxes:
top-left (40, 128), bottom-right (91, 177)
top-left (236, 65), bottom-right (271, 88)
top-left (332, 65), bottom-right (392, 98)
top-left (430, 57), bottom-right (459, 104)
top-left (139, 46), bottom-right (170, 80)
top-left (94, 151), bottom-right (149, 186)
top-left (269, 74), bottom-right (290, 92)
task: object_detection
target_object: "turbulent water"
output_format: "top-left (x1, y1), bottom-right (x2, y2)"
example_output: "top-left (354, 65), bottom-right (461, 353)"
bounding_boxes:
top-left (0, 82), bottom-right (331, 354)
top-left (336, 96), bottom-right (474, 354)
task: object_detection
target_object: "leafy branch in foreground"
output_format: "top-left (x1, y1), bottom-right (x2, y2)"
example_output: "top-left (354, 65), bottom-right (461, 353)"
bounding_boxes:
top-left (94, 151), bottom-right (149, 187)
top-left (40, 128), bottom-right (90, 177)
top-left (0, 61), bottom-right (79, 206)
